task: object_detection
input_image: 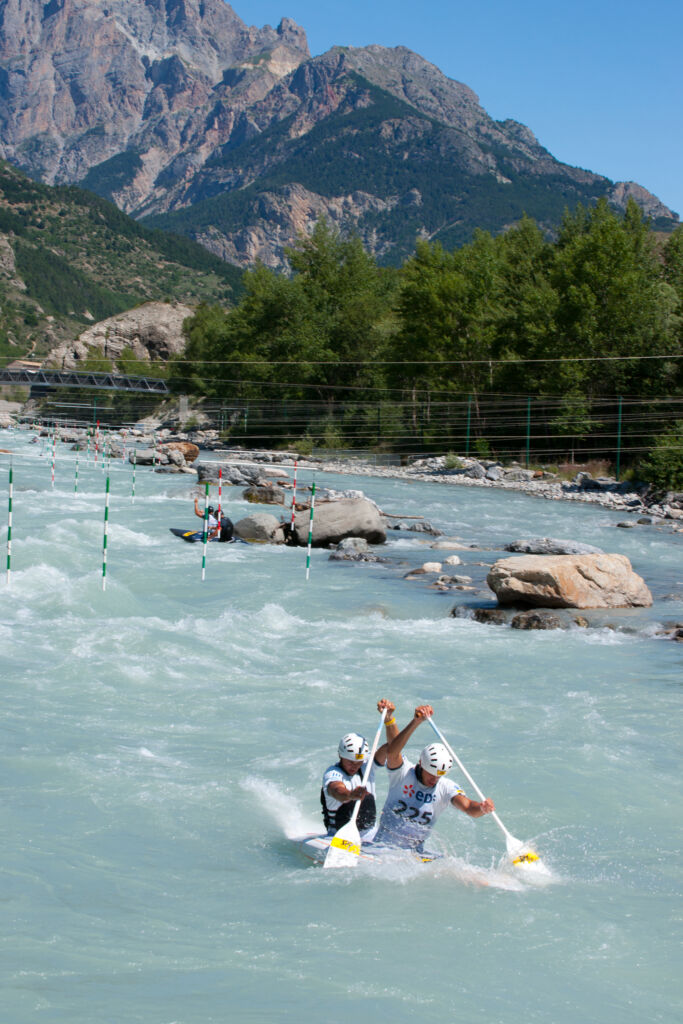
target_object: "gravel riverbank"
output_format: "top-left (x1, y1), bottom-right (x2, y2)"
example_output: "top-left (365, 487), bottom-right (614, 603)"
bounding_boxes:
top-left (221, 449), bottom-right (683, 528)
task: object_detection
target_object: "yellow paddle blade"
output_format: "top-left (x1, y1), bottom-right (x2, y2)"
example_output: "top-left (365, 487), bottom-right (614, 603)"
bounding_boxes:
top-left (329, 835), bottom-right (360, 856)
top-left (512, 850), bottom-right (540, 866)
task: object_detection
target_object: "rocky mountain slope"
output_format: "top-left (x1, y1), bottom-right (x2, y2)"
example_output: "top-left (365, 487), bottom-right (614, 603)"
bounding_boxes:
top-left (0, 0), bottom-right (677, 268)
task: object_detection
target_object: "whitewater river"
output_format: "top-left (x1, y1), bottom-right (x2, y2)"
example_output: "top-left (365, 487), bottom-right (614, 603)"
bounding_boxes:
top-left (1, 428), bottom-right (681, 1024)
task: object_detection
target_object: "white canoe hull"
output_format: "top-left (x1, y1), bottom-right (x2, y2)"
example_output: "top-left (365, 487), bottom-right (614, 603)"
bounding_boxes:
top-left (293, 833), bottom-right (440, 865)
top-left (294, 833), bottom-right (377, 865)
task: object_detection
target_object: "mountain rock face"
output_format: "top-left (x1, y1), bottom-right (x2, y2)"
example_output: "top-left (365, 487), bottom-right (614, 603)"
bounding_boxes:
top-left (0, 0), bottom-right (309, 183)
top-left (45, 300), bottom-right (193, 370)
top-left (0, 0), bottom-right (677, 269)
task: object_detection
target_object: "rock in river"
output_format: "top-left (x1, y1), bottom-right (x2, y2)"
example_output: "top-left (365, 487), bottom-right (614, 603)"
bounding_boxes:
top-left (242, 484), bottom-right (286, 505)
top-left (291, 498), bottom-right (386, 547)
top-left (505, 537), bottom-right (604, 555)
top-left (233, 513), bottom-right (285, 544)
top-left (487, 554), bottom-right (652, 609)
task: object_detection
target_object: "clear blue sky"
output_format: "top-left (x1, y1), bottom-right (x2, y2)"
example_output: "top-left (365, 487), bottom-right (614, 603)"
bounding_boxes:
top-left (235, 0), bottom-right (682, 219)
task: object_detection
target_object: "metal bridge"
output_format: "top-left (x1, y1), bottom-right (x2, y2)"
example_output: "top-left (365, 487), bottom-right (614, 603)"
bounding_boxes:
top-left (0, 367), bottom-right (169, 395)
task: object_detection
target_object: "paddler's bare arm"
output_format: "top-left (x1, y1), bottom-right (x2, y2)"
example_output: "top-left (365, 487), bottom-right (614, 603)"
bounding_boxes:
top-left (374, 698), bottom-right (399, 766)
top-left (386, 704), bottom-right (434, 770)
top-left (452, 793), bottom-right (495, 817)
top-left (327, 781), bottom-right (369, 803)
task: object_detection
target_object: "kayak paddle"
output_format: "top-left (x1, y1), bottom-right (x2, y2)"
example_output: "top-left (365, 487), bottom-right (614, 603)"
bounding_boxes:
top-left (323, 708), bottom-right (387, 869)
top-left (427, 717), bottom-right (545, 871)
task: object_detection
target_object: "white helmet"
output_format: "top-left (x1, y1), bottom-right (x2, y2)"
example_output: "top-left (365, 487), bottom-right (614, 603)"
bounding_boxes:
top-left (338, 733), bottom-right (368, 762)
top-left (420, 743), bottom-right (453, 777)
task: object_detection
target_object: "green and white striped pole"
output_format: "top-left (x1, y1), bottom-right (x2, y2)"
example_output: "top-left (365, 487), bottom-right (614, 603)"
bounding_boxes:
top-left (305, 481), bottom-right (316, 581)
top-left (6, 463), bottom-right (12, 585)
top-left (201, 483), bottom-right (209, 581)
top-left (102, 474), bottom-right (110, 591)
top-left (131, 449), bottom-right (137, 503)
top-left (74, 450), bottom-right (79, 493)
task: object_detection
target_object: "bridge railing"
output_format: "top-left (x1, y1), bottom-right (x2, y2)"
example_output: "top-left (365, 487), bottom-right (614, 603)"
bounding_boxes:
top-left (0, 368), bottom-right (169, 394)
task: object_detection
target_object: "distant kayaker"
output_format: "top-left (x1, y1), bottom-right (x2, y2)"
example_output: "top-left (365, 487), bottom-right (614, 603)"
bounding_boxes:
top-left (194, 498), bottom-right (220, 539)
top-left (320, 698), bottom-right (399, 840)
top-left (372, 704), bottom-right (495, 853)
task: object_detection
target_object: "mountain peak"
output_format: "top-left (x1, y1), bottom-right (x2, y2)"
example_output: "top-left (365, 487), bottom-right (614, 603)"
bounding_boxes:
top-left (0, 0), bottom-right (676, 269)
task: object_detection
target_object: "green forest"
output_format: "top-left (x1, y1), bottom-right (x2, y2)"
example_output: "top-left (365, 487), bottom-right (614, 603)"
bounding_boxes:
top-left (171, 201), bottom-right (683, 487)
top-left (0, 160), bottom-right (243, 364)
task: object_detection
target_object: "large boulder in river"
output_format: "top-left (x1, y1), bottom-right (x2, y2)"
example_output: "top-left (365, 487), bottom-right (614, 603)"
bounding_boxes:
top-left (487, 554), bottom-right (652, 609)
top-left (291, 498), bottom-right (386, 547)
top-left (129, 448), bottom-right (167, 465)
top-left (160, 442), bottom-right (199, 464)
top-left (196, 461), bottom-right (252, 485)
top-left (505, 537), bottom-right (604, 555)
top-left (233, 513), bottom-right (285, 544)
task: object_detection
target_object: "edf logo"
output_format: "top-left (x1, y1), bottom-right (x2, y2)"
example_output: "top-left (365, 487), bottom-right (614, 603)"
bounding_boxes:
top-left (415, 791), bottom-right (434, 804)
top-left (403, 783), bottom-right (415, 796)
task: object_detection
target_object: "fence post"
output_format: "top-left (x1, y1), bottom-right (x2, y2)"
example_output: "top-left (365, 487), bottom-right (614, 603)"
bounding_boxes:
top-left (616, 396), bottom-right (623, 481)
top-left (525, 396), bottom-right (531, 468)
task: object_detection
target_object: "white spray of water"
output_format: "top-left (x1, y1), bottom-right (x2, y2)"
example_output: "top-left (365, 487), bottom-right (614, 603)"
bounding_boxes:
top-left (241, 776), bottom-right (321, 839)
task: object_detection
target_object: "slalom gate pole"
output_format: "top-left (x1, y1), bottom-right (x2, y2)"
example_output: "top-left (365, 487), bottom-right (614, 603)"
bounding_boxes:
top-left (218, 468), bottom-right (222, 520)
top-left (95, 420), bottom-right (100, 468)
top-left (305, 480), bottom-right (316, 581)
top-left (131, 449), bottom-right (137, 503)
top-left (290, 460), bottom-right (298, 533)
top-left (102, 473), bottom-right (110, 592)
top-left (616, 396), bottom-right (623, 481)
top-left (51, 430), bottom-right (56, 488)
top-left (86, 429), bottom-right (90, 462)
top-left (201, 483), bottom-right (209, 581)
top-left (74, 450), bottom-right (79, 493)
top-left (6, 462), bottom-right (12, 585)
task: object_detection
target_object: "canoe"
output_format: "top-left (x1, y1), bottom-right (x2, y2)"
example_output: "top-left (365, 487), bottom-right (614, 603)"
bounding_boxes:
top-left (169, 528), bottom-right (218, 543)
top-left (169, 528), bottom-right (239, 543)
top-left (294, 833), bottom-right (440, 865)
top-left (294, 833), bottom-right (378, 865)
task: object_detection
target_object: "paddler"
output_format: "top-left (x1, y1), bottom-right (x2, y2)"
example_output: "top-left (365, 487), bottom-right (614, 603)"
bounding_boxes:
top-left (320, 699), bottom-right (399, 841)
top-left (193, 497), bottom-right (220, 539)
top-left (372, 704), bottom-right (495, 854)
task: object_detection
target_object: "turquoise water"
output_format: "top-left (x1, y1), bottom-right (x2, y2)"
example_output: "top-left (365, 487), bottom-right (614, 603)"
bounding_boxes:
top-left (1, 429), bottom-right (682, 1024)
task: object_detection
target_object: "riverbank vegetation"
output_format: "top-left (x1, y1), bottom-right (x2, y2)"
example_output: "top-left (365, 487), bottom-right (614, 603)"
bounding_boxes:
top-left (171, 201), bottom-right (682, 480)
